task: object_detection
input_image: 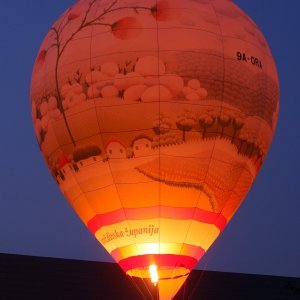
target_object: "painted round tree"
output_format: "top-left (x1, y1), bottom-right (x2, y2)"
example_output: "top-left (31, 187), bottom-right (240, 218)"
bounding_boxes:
top-left (30, 0), bottom-right (279, 299)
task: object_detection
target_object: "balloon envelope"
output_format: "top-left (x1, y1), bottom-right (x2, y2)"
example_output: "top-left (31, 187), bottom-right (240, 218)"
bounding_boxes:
top-left (30, 0), bottom-right (279, 299)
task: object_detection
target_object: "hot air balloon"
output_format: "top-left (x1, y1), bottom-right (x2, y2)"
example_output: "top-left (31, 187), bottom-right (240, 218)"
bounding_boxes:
top-left (30, 0), bottom-right (279, 299)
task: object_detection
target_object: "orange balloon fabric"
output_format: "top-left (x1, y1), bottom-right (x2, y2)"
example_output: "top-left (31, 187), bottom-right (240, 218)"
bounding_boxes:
top-left (30, 0), bottom-right (279, 299)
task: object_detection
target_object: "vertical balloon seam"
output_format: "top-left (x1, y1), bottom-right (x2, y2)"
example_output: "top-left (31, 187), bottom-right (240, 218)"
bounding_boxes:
top-left (167, 0), bottom-right (227, 286)
top-left (87, 2), bottom-right (153, 295)
top-left (180, 3), bottom-right (230, 295)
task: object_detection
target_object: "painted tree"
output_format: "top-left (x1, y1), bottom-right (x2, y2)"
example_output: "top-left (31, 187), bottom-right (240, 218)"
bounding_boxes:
top-left (153, 114), bottom-right (173, 135)
top-left (176, 112), bottom-right (196, 142)
top-left (38, 0), bottom-right (160, 146)
top-left (255, 139), bottom-right (266, 163)
top-left (247, 135), bottom-right (256, 156)
top-left (217, 112), bottom-right (231, 138)
top-left (126, 147), bottom-right (134, 158)
top-left (152, 132), bottom-right (181, 147)
top-left (238, 128), bottom-right (258, 156)
top-left (250, 134), bottom-right (265, 157)
top-left (231, 112), bottom-right (245, 143)
top-left (73, 143), bottom-right (102, 162)
top-left (199, 112), bottom-right (215, 139)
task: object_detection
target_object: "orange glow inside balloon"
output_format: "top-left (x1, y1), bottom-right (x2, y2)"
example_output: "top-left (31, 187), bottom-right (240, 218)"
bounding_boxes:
top-left (30, 0), bottom-right (279, 299)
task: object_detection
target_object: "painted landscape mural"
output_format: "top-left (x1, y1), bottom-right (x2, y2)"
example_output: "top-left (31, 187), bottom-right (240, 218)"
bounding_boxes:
top-left (30, 0), bottom-right (279, 299)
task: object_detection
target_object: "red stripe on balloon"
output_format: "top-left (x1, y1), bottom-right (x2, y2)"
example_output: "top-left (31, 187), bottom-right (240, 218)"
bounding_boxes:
top-left (118, 254), bottom-right (200, 272)
top-left (110, 243), bottom-right (205, 263)
top-left (88, 206), bottom-right (227, 234)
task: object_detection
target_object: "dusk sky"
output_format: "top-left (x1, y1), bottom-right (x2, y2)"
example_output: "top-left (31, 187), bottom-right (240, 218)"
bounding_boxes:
top-left (0, 0), bottom-right (299, 279)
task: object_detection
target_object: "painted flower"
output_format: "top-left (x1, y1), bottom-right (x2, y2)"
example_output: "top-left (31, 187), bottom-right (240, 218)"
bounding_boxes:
top-left (68, 12), bottom-right (80, 21)
top-left (111, 17), bottom-right (143, 40)
top-left (151, 0), bottom-right (181, 22)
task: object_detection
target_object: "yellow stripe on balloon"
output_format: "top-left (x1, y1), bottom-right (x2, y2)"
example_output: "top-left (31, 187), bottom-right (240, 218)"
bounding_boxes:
top-left (111, 243), bottom-right (204, 262)
top-left (94, 219), bottom-right (220, 253)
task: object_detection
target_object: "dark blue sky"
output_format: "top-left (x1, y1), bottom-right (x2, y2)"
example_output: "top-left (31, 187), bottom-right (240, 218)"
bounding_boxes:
top-left (0, 0), bottom-right (299, 278)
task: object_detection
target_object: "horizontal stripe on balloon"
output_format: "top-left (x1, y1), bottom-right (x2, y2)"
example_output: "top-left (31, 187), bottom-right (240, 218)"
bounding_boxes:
top-left (118, 254), bottom-right (198, 272)
top-left (110, 243), bottom-right (205, 262)
top-left (87, 206), bottom-right (227, 234)
top-left (94, 219), bottom-right (220, 253)
top-left (126, 267), bottom-right (190, 280)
